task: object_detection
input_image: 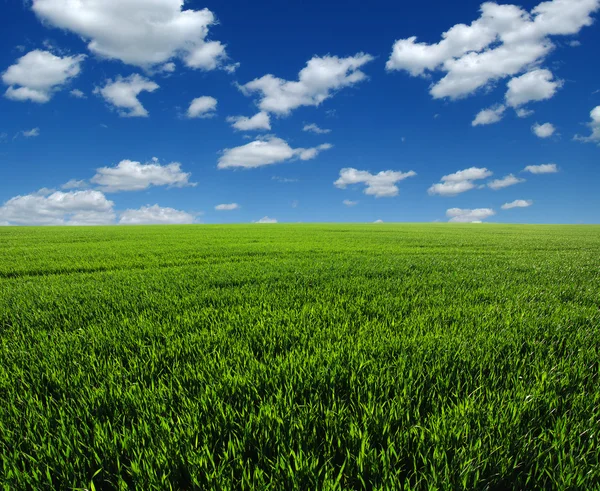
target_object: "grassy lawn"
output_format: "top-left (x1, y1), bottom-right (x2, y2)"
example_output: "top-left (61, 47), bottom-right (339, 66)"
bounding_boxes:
top-left (1, 224), bottom-right (599, 489)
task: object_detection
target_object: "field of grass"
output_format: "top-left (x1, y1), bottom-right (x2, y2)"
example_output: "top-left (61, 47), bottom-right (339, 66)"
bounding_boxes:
top-left (1, 224), bottom-right (599, 490)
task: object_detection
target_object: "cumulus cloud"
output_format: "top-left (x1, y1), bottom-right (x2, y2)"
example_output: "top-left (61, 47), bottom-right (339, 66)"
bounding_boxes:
top-left (218, 136), bottom-right (332, 169)
top-left (61, 179), bottom-right (88, 190)
top-left (94, 74), bottom-right (158, 117)
top-left (343, 199), bottom-right (358, 206)
top-left (532, 122), bottom-right (556, 138)
top-left (240, 53), bottom-right (374, 115)
top-left (505, 69), bottom-right (563, 107)
top-left (428, 167), bottom-right (492, 196)
top-left (472, 105), bottom-right (506, 126)
top-left (516, 107), bottom-right (534, 118)
top-left (215, 203), bottom-right (239, 211)
top-left (2, 49), bottom-right (84, 102)
top-left (303, 123), bottom-right (331, 134)
top-left (501, 199), bottom-right (533, 209)
top-left (22, 128), bottom-right (40, 138)
top-left (31, 0), bottom-right (228, 71)
top-left (446, 207), bottom-right (495, 223)
top-left (487, 173), bottom-right (525, 190)
top-left (523, 163), bottom-right (558, 173)
top-left (254, 216), bottom-right (277, 223)
top-left (374, 219), bottom-right (384, 223)
top-left (187, 96), bottom-right (217, 118)
top-left (0, 190), bottom-right (115, 225)
top-left (70, 88), bottom-right (85, 98)
top-left (91, 158), bottom-right (195, 192)
top-left (574, 105), bottom-right (600, 143)
top-left (119, 205), bottom-right (196, 225)
top-left (386, 0), bottom-right (599, 100)
top-left (226, 112), bottom-right (271, 131)
top-left (334, 168), bottom-right (416, 198)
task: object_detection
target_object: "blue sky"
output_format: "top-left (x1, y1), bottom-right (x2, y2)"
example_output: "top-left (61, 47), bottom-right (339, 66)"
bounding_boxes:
top-left (1, 0), bottom-right (599, 225)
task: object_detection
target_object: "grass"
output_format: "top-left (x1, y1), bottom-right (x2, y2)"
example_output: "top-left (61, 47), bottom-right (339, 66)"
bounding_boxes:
top-left (0, 224), bottom-right (599, 490)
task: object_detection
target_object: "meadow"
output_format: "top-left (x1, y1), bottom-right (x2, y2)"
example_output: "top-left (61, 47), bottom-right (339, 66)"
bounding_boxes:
top-left (0, 224), bottom-right (599, 490)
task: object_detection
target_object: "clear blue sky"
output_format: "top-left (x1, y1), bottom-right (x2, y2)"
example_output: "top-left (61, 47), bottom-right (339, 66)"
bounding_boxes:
top-left (1, 0), bottom-right (599, 225)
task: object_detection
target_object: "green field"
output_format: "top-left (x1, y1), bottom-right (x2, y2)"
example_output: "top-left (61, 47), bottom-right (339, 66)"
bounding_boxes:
top-left (1, 224), bottom-right (599, 490)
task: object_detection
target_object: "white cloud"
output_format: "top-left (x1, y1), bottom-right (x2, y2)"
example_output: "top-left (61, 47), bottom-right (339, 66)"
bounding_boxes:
top-left (187, 96), bottom-right (217, 119)
top-left (487, 173), bottom-right (525, 190)
top-left (215, 203), bottom-right (239, 211)
top-left (22, 128), bottom-right (40, 138)
top-left (516, 107), bottom-right (534, 118)
top-left (31, 0), bottom-right (228, 71)
top-left (70, 88), bottom-right (85, 98)
top-left (532, 122), bottom-right (556, 138)
top-left (2, 49), bottom-right (84, 102)
top-left (227, 112), bottom-right (271, 131)
top-left (218, 136), bottom-right (332, 169)
top-left (335, 167), bottom-right (416, 198)
top-left (240, 53), bottom-right (374, 115)
top-left (505, 69), bottom-right (563, 107)
top-left (94, 74), bottom-right (159, 117)
top-left (446, 207), bottom-right (495, 223)
top-left (61, 179), bottom-right (88, 190)
top-left (119, 205), bottom-right (195, 225)
top-left (501, 199), bottom-right (533, 209)
top-left (386, 0), bottom-right (599, 100)
top-left (0, 190), bottom-right (115, 225)
top-left (272, 176), bottom-right (298, 183)
top-left (523, 163), bottom-right (558, 173)
top-left (428, 167), bottom-right (492, 196)
top-left (472, 105), bottom-right (506, 126)
top-left (374, 219), bottom-right (384, 223)
top-left (343, 199), bottom-right (358, 206)
top-left (254, 216), bottom-right (277, 223)
top-left (303, 123), bottom-right (331, 134)
top-left (91, 158), bottom-right (195, 192)
top-left (574, 105), bottom-right (600, 143)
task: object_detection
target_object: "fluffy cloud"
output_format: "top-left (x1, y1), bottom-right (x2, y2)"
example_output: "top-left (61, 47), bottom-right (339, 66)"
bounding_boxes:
top-left (472, 105), bottom-right (506, 126)
top-left (501, 199), bottom-right (533, 209)
top-left (523, 163), bottom-right (558, 173)
top-left (428, 167), bottom-right (492, 196)
top-left (61, 179), bottom-right (88, 190)
top-left (2, 50), bottom-right (84, 102)
top-left (240, 53), bottom-right (374, 115)
top-left (218, 136), bottom-right (332, 169)
top-left (226, 112), bottom-right (271, 131)
top-left (505, 69), bottom-right (563, 107)
top-left (255, 216), bottom-right (277, 223)
top-left (386, 0), bottom-right (599, 100)
top-left (303, 123), bottom-right (331, 134)
top-left (334, 168), bottom-right (416, 198)
top-left (91, 158), bottom-right (195, 192)
top-left (215, 203), bottom-right (239, 211)
top-left (516, 107), bottom-right (534, 118)
top-left (118, 205), bottom-right (196, 225)
top-left (487, 174), bottom-right (525, 190)
top-left (187, 96), bottom-right (217, 119)
top-left (22, 128), bottom-right (40, 138)
top-left (0, 190), bottom-right (115, 225)
top-left (374, 219), bottom-right (384, 223)
top-left (574, 105), bottom-right (600, 143)
top-left (343, 199), bottom-right (358, 206)
top-left (70, 89), bottom-right (85, 98)
top-left (532, 122), bottom-right (556, 138)
top-left (31, 0), bottom-right (228, 70)
top-left (94, 74), bottom-right (158, 117)
top-left (446, 207), bottom-right (495, 223)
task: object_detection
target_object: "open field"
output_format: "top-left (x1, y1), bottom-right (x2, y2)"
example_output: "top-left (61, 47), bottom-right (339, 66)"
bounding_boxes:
top-left (1, 224), bottom-right (599, 490)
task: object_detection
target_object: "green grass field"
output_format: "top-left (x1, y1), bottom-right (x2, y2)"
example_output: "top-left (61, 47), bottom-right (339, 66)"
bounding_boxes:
top-left (1, 224), bottom-right (599, 490)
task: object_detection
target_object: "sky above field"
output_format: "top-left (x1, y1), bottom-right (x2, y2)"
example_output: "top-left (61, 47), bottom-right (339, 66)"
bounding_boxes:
top-left (1, 0), bottom-right (599, 225)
